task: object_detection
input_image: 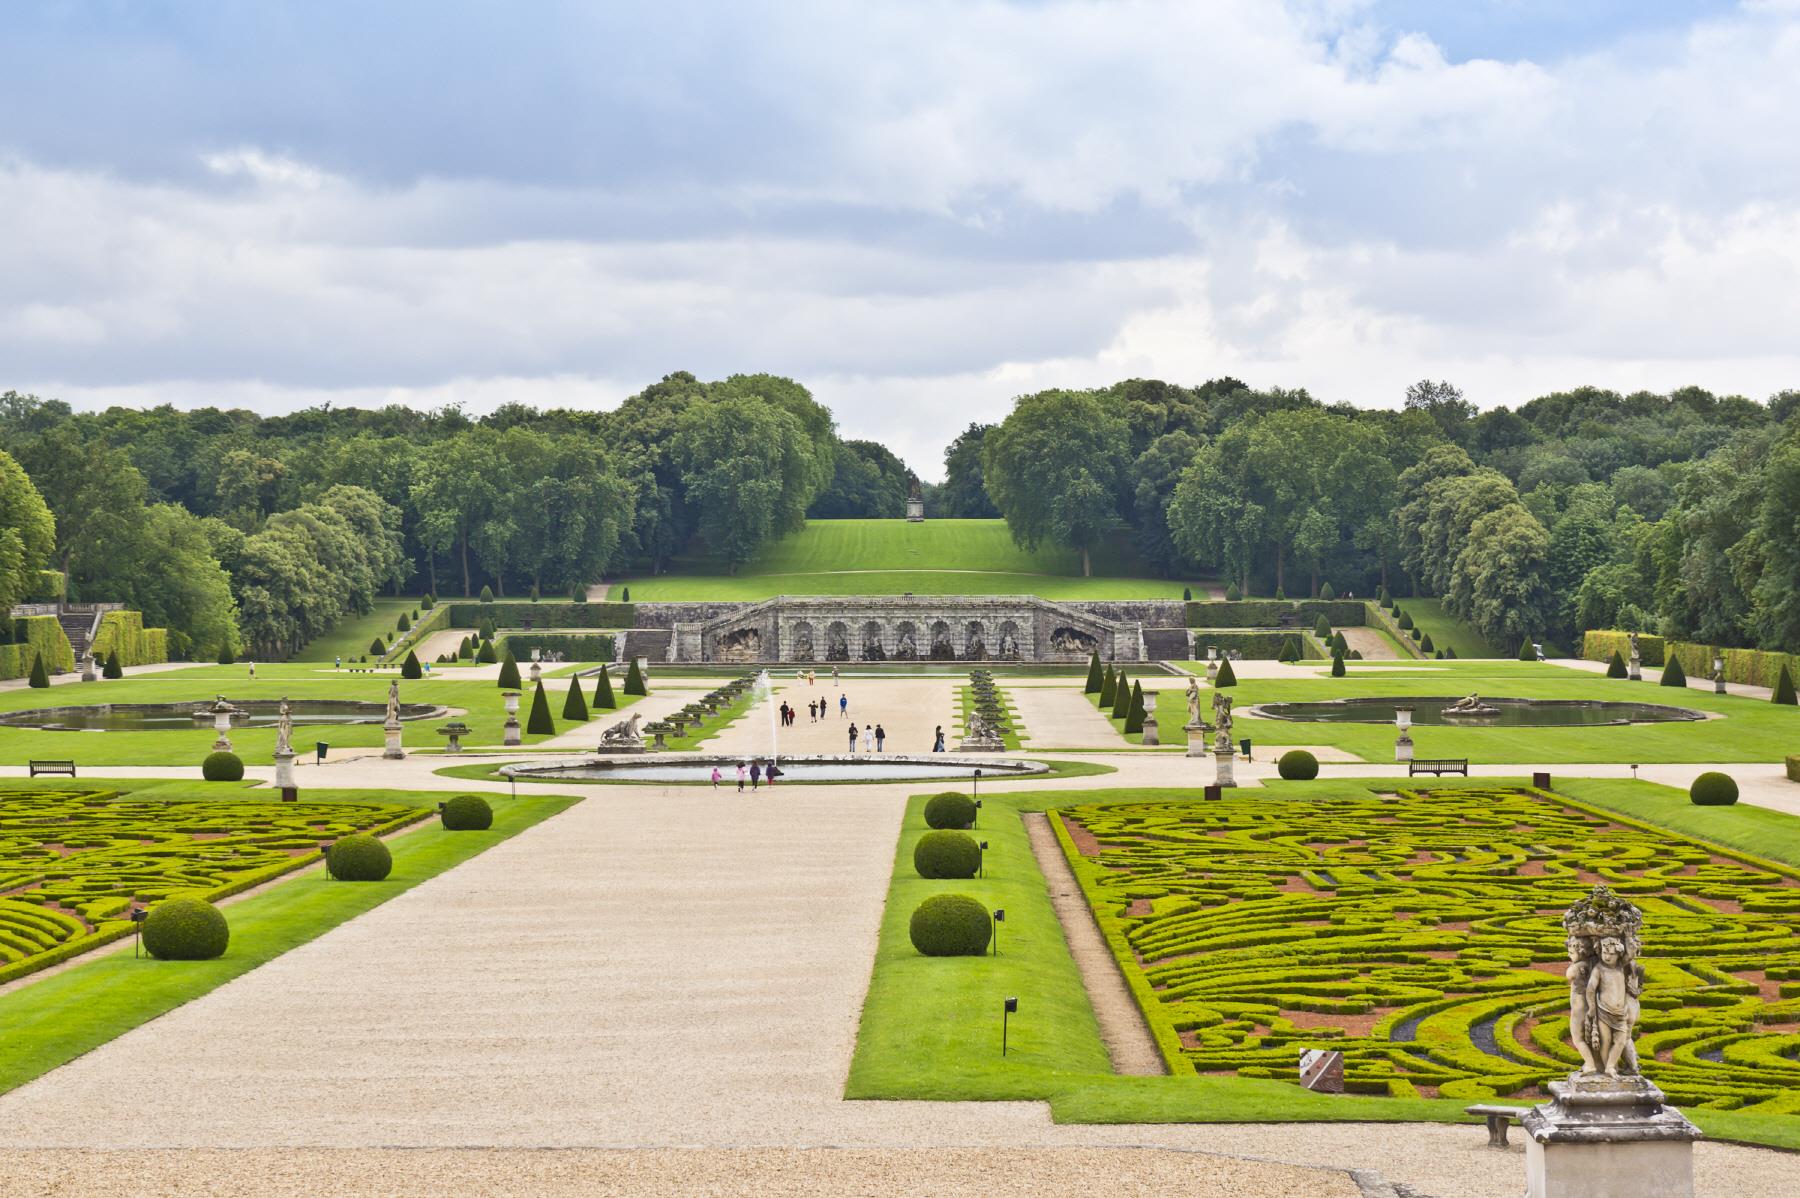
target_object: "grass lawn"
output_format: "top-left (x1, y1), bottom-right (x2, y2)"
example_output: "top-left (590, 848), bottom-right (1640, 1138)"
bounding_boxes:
top-left (289, 596), bottom-right (429, 663)
top-left (1393, 599), bottom-right (1503, 660)
top-left (617, 519), bottom-right (1207, 600)
top-left (847, 778), bottom-right (1800, 1149)
top-left (1170, 658), bottom-right (1800, 763)
top-left (1083, 676), bottom-right (1187, 748)
top-left (0, 663), bottom-right (645, 766)
top-left (0, 779), bottom-right (578, 1095)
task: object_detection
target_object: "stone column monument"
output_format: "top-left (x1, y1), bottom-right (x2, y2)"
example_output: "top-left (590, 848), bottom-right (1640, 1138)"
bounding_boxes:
top-left (1521, 884), bottom-right (1700, 1198)
top-left (272, 698), bottom-right (298, 797)
top-left (382, 680), bottom-right (405, 759)
top-left (1211, 692), bottom-right (1235, 787)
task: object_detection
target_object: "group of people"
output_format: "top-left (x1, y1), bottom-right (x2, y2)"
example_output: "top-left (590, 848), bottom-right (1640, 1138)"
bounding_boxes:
top-left (713, 760), bottom-right (784, 790)
top-left (845, 721), bottom-right (887, 753)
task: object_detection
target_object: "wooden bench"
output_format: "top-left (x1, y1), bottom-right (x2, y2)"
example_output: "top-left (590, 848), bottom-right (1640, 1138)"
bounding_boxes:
top-left (1409, 757), bottom-right (1469, 777)
top-left (28, 760), bottom-right (76, 778)
top-left (1464, 1103), bottom-right (1528, 1147)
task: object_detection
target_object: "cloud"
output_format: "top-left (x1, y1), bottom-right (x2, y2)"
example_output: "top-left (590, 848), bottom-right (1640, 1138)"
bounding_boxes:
top-left (1, 1), bottom-right (1798, 479)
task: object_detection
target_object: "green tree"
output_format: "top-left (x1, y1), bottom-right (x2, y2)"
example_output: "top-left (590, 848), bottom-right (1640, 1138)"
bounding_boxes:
top-left (983, 390), bottom-right (1129, 576)
top-left (938, 423), bottom-right (1000, 518)
top-left (0, 449), bottom-right (57, 610)
top-left (808, 440), bottom-right (916, 518)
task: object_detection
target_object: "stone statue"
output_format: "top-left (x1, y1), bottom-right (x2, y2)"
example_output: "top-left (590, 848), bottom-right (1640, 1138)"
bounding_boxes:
top-left (1185, 677), bottom-right (1202, 727)
top-left (1211, 692), bottom-right (1233, 752)
top-left (1628, 631), bottom-right (1642, 677)
top-left (274, 697), bottom-right (294, 757)
top-left (386, 680), bottom-right (401, 725)
top-left (600, 712), bottom-right (644, 747)
top-left (1447, 692), bottom-right (1483, 711)
top-left (1562, 884), bottom-right (1644, 1077)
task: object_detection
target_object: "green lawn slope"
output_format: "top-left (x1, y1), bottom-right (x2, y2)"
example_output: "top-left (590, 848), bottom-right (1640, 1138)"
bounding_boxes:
top-left (618, 519), bottom-right (1205, 600)
top-left (1396, 598), bottom-right (1503, 659)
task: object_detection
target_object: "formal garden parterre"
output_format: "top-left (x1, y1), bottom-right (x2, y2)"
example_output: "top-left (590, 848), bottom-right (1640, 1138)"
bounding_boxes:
top-left (0, 787), bottom-right (422, 984)
top-left (1054, 785), bottom-right (1800, 1114)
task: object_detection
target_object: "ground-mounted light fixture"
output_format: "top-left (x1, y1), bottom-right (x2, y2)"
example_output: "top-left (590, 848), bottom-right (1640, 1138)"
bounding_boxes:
top-left (132, 905), bottom-right (147, 958)
top-left (992, 907), bottom-right (1005, 956)
top-left (1001, 996), bottom-right (1018, 1056)
top-left (979, 839), bottom-right (989, 878)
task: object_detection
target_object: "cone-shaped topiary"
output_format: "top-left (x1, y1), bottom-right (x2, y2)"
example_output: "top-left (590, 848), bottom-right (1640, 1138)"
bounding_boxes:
top-left (477, 638), bottom-right (497, 664)
top-left (1098, 664), bottom-right (1117, 707)
top-left (1773, 665), bottom-right (1797, 705)
top-left (1689, 772), bottom-right (1739, 806)
top-left (1350, 649), bottom-right (1364, 660)
top-left (1274, 587), bottom-right (1286, 600)
top-left (326, 833), bottom-right (392, 881)
top-left (562, 677), bottom-right (590, 721)
top-left (497, 652), bottom-right (522, 689)
top-left (1314, 615), bottom-right (1331, 639)
top-left (1183, 586), bottom-right (1192, 601)
top-left (202, 750), bottom-right (244, 781)
top-left (27, 654), bottom-right (49, 688)
top-left (1111, 669), bottom-right (1131, 720)
top-left (1607, 650), bottom-right (1628, 678)
top-left (1434, 649), bottom-right (1445, 659)
top-left (1330, 653), bottom-right (1345, 677)
top-left (422, 594), bottom-right (435, 610)
top-left (441, 794), bottom-right (494, 830)
top-left (594, 663), bottom-right (616, 709)
top-left (1660, 655), bottom-right (1687, 687)
top-left (623, 658), bottom-right (648, 696)
top-left (1320, 582), bottom-right (1335, 600)
top-left (1378, 586), bottom-right (1390, 605)
top-left (401, 650), bottom-right (422, 679)
top-left (621, 586), bottom-right (630, 602)
top-left (909, 893), bottom-right (991, 956)
top-left (1420, 633), bottom-right (1435, 654)
top-left (459, 635), bottom-right (474, 659)
top-left (1277, 636), bottom-right (1301, 662)
top-left (1397, 610), bottom-right (1413, 630)
top-left (369, 636), bottom-right (386, 656)
top-left (529, 584), bottom-right (540, 602)
top-left (1444, 647), bottom-right (1456, 659)
top-left (572, 582), bottom-right (587, 603)
top-left (1123, 681), bottom-right (1146, 734)
top-left (923, 792), bottom-right (977, 829)
top-left (479, 618), bottom-right (497, 641)
top-left (526, 681), bottom-right (555, 735)
top-left (216, 640), bottom-right (235, 665)
top-left (1215, 658), bottom-right (1237, 687)
top-left (913, 830), bottom-right (981, 879)
top-left (103, 649), bottom-right (123, 679)
top-left (479, 585), bottom-right (494, 603)
top-left (142, 897), bottom-right (229, 960)
top-left (1225, 582), bottom-right (1241, 601)
top-left (1518, 637), bottom-right (1537, 662)
top-left (1330, 631), bottom-right (1348, 655)
top-left (397, 612), bottom-right (411, 632)
top-left (1277, 749), bottom-right (1319, 780)
top-left (1083, 652), bottom-right (1103, 694)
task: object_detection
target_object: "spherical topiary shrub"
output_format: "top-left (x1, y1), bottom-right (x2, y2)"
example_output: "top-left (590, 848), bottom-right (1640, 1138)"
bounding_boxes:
top-left (327, 833), bottom-right (393, 881)
top-left (1689, 772), bottom-right (1740, 807)
top-left (923, 791), bottom-right (977, 829)
top-left (909, 893), bottom-right (992, 956)
top-left (202, 750), bottom-right (244, 781)
top-left (441, 794), bottom-right (494, 831)
top-left (142, 896), bottom-right (229, 961)
top-left (914, 830), bottom-right (982, 879)
top-left (1277, 749), bottom-right (1319, 781)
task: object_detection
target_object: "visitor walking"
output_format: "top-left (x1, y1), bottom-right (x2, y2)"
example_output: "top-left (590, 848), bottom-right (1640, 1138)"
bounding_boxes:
top-left (710, 766), bottom-right (722, 788)
top-left (736, 762), bottom-right (746, 792)
top-left (933, 725), bottom-right (946, 752)
top-left (862, 726), bottom-right (872, 753)
top-left (335, 655), bottom-right (341, 670)
top-left (831, 665), bottom-right (839, 686)
top-left (847, 723), bottom-right (859, 753)
top-left (807, 669), bottom-right (816, 687)
top-left (839, 693), bottom-right (848, 718)
top-left (808, 699), bottom-right (818, 722)
top-left (247, 661), bottom-right (256, 680)
top-left (874, 723), bottom-right (886, 752)
top-left (750, 760), bottom-right (762, 790)
top-left (766, 762), bottom-right (782, 785)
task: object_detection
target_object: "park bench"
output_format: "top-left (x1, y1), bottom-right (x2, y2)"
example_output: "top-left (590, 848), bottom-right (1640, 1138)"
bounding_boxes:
top-left (1464, 1103), bottom-right (1528, 1148)
top-left (1408, 758), bottom-right (1469, 777)
top-left (28, 760), bottom-right (76, 777)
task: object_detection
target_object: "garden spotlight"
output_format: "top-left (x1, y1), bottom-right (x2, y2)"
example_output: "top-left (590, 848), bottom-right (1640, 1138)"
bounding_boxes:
top-left (131, 906), bottom-right (146, 958)
top-left (980, 840), bottom-right (989, 878)
top-left (1002, 996), bottom-right (1018, 1056)
top-left (992, 907), bottom-right (1005, 956)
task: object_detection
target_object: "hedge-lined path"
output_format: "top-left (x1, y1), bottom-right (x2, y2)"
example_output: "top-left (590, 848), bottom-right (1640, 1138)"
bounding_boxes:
top-left (2, 760), bottom-right (1798, 1196)
top-left (1338, 627), bottom-right (1401, 659)
top-left (1004, 678), bottom-right (1133, 749)
top-left (704, 674), bottom-right (959, 758)
top-left (1555, 655), bottom-right (1782, 701)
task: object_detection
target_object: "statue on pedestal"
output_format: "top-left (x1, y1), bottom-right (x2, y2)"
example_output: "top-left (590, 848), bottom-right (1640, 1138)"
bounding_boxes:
top-left (382, 680), bottom-right (405, 759)
top-left (1184, 677), bottom-right (1202, 728)
top-left (1628, 631), bottom-right (1643, 680)
top-left (1562, 884), bottom-right (1644, 1077)
top-left (1211, 692), bottom-right (1233, 753)
top-left (275, 698), bottom-right (294, 757)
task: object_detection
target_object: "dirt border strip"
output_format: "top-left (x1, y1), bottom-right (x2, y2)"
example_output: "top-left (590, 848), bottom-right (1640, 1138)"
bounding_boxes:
top-left (1022, 811), bottom-right (1165, 1076)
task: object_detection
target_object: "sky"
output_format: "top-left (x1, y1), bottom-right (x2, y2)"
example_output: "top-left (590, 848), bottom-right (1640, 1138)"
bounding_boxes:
top-left (2, 1), bottom-right (1797, 478)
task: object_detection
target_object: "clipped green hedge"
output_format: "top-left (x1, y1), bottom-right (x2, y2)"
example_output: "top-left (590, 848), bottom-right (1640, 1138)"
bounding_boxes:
top-left (441, 794), bottom-right (494, 831)
top-left (3, 615), bottom-right (74, 678)
top-left (1581, 629), bottom-right (1665, 668)
top-left (499, 633), bottom-right (616, 662)
top-left (924, 792), bottom-right (977, 829)
top-left (913, 830), bottom-right (982, 879)
top-left (326, 834), bottom-right (393, 882)
top-left (89, 610), bottom-right (170, 667)
top-left (446, 601), bottom-right (635, 629)
top-left (1689, 772), bottom-right (1739, 806)
top-left (1587, 631), bottom-right (1800, 692)
top-left (1191, 632), bottom-right (1312, 659)
top-left (201, 751), bottom-right (244, 782)
top-left (1185, 600), bottom-right (1367, 629)
top-left (1277, 749), bottom-right (1319, 780)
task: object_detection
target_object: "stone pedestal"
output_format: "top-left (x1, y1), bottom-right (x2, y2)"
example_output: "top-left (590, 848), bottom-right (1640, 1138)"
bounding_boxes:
top-left (1714, 678), bottom-right (1726, 695)
top-left (1521, 1075), bottom-right (1700, 1198)
top-left (1139, 717), bottom-right (1160, 746)
top-left (383, 720), bottom-right (405, 760)
top-left (1185, 723), bottom-right (1209, 757)
top-left (1394, 731), bottom-right (1414, 763)
top-left (273, 749), bottom-right (297, 791)
top-left (503, 716), bottom-right (522, 747)
top-left (1628, 663), bottom-right (1642, 682)
top-left (1213, 746), bottom-right (1235, 787)
top-left (81, 656), bottom-right (97, 682)
top-left (529, 661), bottom-right (542, 685)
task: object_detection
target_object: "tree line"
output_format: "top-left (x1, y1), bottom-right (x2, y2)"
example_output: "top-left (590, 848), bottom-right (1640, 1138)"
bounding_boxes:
top-left (1, 372), bottom-right (1796, 660)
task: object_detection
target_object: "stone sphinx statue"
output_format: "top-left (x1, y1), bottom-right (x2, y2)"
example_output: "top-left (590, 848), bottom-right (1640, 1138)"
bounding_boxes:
top-left (599, 712), bottom-right (644, 748)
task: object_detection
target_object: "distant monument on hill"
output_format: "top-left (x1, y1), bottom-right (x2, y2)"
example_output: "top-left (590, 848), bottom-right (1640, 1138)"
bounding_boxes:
top-left (906, 479), bottom-right (925, 522)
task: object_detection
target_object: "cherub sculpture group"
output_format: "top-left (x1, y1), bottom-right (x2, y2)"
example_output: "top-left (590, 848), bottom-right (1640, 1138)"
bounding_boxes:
top-left (1562, 885), bottom-right (1645, 1077)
